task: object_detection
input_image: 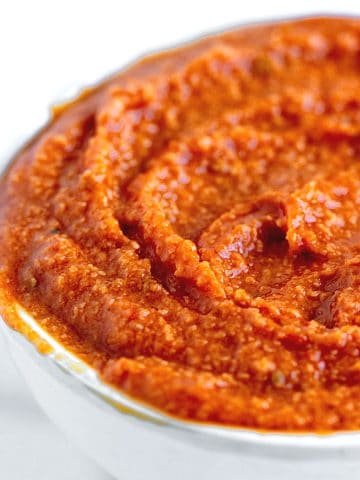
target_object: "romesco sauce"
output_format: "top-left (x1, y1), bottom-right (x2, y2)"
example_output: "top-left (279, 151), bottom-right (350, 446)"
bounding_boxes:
top-left (1, 17), bottom-right (360, 431)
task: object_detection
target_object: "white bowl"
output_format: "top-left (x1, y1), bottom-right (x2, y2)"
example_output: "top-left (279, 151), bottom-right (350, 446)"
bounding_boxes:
top-left (2, 17), bottom-right (360, 479)
top-left (2, 303), bottom-right (360, 480)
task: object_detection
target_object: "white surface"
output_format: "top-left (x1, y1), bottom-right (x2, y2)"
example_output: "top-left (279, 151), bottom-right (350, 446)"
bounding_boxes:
top-left (1, 1), bottom-right (360, 479)
top-left (0, 332), bottom-right (112, 479)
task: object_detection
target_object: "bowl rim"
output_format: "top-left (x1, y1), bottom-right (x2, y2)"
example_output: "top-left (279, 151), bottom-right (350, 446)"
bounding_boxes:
top-left (2, 12), bottom-right (360, 453)
top-left (3, 288), bottom-right (360, 453)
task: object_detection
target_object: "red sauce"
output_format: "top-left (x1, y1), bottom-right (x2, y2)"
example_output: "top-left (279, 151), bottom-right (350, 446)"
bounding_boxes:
top-left (2, 17), bottom-right (360, 431)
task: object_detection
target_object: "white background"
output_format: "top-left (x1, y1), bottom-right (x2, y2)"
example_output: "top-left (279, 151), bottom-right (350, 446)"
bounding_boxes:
top-left (0, 1), bottom-right (360, 478)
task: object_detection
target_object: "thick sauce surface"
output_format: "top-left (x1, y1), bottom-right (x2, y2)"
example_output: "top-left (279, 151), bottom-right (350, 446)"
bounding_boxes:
top-left (2, 17), bottom-right (360, 431)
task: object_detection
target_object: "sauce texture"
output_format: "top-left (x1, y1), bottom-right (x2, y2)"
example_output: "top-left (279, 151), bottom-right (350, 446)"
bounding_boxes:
top-left (2, 17), bottom-right (360, 431)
